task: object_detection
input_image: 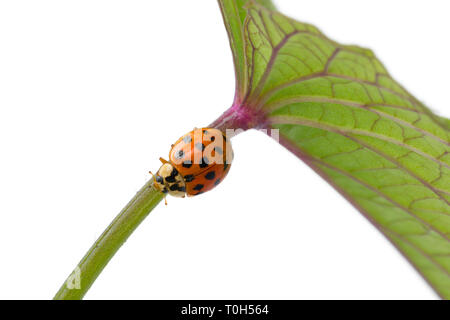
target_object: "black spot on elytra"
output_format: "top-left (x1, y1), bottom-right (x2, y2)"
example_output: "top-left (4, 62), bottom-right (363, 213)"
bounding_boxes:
top-left (214, 146), bottom-right (223, 155)
top-left (205, 171), bottom-right (215, 180)
top-left (199, 157), bottom-right (209, 168)
top-left (178, 186), bottom-right (186, 192)
top-left (184, 174), bottom-right (194, 182)
top-left (193, 184), bottom-right (204, 191)
top-left (183, 135), bottom-right (192, 143)
top-left (169, 184), bottom-right (179, 191)
top-left (214, 178), bottom-right (221, 186)
top-left (182, 160), bottom-right (192, 168)
top-left (175, 150), bottom-right (184, 159)
top-left (195, 143), bottom-right (205, 151)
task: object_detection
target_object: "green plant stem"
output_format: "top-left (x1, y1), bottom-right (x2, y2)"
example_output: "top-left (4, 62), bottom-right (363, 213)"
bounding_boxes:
top-left (53, 179), bottom-right (164, 300)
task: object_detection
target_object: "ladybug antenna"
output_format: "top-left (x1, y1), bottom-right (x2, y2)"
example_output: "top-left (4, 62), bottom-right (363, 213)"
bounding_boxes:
top-left (149, 171), bottom-right (156, 183)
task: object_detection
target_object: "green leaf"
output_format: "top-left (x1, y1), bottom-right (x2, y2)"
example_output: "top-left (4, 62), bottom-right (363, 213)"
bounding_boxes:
top-left (218, 0), bottom-right (277, 100)
top-left (218, 0), bottom-right (450, 298)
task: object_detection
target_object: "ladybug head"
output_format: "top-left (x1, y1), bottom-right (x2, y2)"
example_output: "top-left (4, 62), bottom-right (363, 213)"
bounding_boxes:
top-left (153, 163), bottom-right (186, 198)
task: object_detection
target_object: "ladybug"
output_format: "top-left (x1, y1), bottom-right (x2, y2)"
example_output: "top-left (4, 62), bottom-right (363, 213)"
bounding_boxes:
top-left (152, 128), bottom-right (233, 201)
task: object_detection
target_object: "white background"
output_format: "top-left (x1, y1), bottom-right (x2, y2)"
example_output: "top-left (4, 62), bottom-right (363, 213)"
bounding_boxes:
top-left (0, 1), bottom-right (448, 300)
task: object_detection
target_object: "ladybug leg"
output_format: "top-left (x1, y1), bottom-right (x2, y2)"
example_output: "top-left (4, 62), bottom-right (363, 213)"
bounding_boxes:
top-left (159, 157), bottom-right (169, 164)
top-left (164, 196), bottom-right (168, 206)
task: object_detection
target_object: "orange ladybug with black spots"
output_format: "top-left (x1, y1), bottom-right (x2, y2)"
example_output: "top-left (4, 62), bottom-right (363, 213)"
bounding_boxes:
top-left (153, 128), bottom-right (233, 199)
